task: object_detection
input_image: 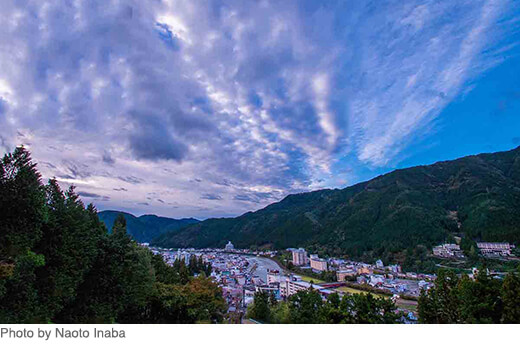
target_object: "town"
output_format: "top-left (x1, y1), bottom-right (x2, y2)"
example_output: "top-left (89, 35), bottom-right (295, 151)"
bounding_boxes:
top-left (146, 239), bottom-right (518, 323)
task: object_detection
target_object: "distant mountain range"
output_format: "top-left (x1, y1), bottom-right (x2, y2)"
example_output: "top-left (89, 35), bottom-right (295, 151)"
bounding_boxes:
top-left (98, 210), bottom-right (199, 243)
top-left (151, 146), bottom-right (520, 263)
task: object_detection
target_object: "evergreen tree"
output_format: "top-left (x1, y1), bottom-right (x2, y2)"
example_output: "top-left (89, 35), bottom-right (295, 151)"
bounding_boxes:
top-left (458, 268), bottom-right (502, 323)
top-left (248, 291), bottom-right (271, 323)
top-left (0, 147), bottom-right (46, 259)
top-left (288, 289), bottom-right (324, 324)
top-left (501, 270), bottom-right (520, 323)
top-left (0, 147), bottom-right (46, 323)
top-left (418, 269), bottom-right (461, 323)
top-left (0, 148), bottom-right (228, 323)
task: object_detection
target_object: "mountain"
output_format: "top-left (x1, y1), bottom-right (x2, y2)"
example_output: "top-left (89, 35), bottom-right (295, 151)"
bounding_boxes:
top-left (98, 210), bottom-right (199, 243)
top-left (151, 146), bottom-right (520, 263)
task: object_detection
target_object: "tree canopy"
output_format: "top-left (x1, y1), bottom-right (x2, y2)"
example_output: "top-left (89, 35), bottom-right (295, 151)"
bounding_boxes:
top-left (0, 147), bottom-right (226, 323)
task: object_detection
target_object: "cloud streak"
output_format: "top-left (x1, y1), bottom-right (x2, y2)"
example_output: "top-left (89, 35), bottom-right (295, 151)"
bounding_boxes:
top-left (0, 0), bottom-right (517, 218)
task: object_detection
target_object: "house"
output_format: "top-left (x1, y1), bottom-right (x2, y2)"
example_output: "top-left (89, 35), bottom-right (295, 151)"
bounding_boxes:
top-left (291, 248), bottom-right (308, 266)
top-left (432, 244), bottom-right (464, 258)
top-left (225, 241), bottom-right (235, 251)
top-left (310, 257), bottom-right (328, 272)
top-left (280, 276), bottom-right (324, 298)
top-left (369, 275), bottom-right (385, 287)
top-left (357, 267), bottom-right (372, 275)
top-left (477, 242), bottom-right (515, 257)
top-left (337, 269), bottom-right (357, 282)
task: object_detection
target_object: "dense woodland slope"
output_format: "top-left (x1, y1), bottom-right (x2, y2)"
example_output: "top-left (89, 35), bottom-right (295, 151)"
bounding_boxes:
top-left (0, 148), bottom-right (225, 323)
top-left (98, 210), bottom-right (198, 243)
top-left (152, 146), bottom-right (520, 265)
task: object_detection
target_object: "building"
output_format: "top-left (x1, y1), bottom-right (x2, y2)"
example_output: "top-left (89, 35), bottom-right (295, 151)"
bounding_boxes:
top-left (267, 270), bottom-right (282, 286)
top-left (281, 276), bottom-right (324, 297)
top-left (432, 244), bottom-right (464, 258)
top-left (310, 257), bottom-right (328, 272)
top-left (369, 275), bottom-right (385, 287)
top-left (175, 250), bottom-right (190, 264)
top-left (357, 266), bottom-right (372, 275)
top-left (477, 242), bottom-right (515, 257)
top-left (255, 285), bottom-right (281, 300)
top-left (375, 259), bottom-right (384, 268)
top-left (387, 264), bottom-right (402, 273)
top-left (291, 248), bottom-right (308, 266)
top-left (337, 269), bottom-right (357, 282)
top-left (225, 241), bottom-right (234, 251)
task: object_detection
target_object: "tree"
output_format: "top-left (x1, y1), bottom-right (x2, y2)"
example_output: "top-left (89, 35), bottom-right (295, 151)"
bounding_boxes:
top-left (288, 289), bottom-right (324, 324)
top-left (0, 147), bottom-right (46, 323)
top-left (0, 146), bottom-right (45, 259)
top-left (182, 276), bottom-right (226, 323)
top-left (112, 214), bottom-right (127, 235)
top-left (458, 268), bottom-right (502, 323)
top-left (345, 293), bottom-right (399, 324)
top-left (0, 147), bottom-right (229, 323)
top-left (319, 292), bottom-right (346, 323)
top-left (248, 291), bottom-right (271, 323)
top-left (501, 270), bottom-right (520, 323)
top-left (418, 269), bottom-right (461, 323)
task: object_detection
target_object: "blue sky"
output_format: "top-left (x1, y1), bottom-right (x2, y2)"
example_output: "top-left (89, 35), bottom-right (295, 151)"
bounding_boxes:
top-left (1, 0), bottom-right (519, 219)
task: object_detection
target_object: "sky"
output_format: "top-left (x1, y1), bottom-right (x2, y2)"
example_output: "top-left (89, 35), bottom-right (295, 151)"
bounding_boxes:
top-left (1, 0), bottom-right (520, 219)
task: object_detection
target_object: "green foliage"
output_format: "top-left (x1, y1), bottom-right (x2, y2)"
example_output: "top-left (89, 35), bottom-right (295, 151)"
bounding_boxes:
top-left (0, 147), bottom-right (226, 323)
top-left (419, 268), bottom-right (520, 323)
top-left (98, 210), bottom-right (198, 242)
top-left (248, 289), bottom-right (400, 324)
top-left (247, 291), bottom-right (271, 322)
top-left (460, 237), bottom-right (478, 260)
top-left (501, 269), bottom-right (520, 323)
top-left (288, 289), bottom-right (324, 323)
top-left (153, 146), bottom-right (520, 268)
top-left (0, 147), bottom-right (46, 260)
top-left (181, 276), bottom-right (227, 323)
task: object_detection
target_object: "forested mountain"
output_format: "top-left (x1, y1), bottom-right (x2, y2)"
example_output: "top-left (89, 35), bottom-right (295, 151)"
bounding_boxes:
top-left (98, 210), bottom-right (198, 243)
top-left (152, 146), bottom-right (520, 265)
top-left (0, 147), bottom-right (226, 323)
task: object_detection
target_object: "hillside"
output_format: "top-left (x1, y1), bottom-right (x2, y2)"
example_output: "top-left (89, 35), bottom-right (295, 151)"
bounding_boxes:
top-left (152, 146), bottom-right (520, 264)
top-left (98, 210), bottom-right (198, 243)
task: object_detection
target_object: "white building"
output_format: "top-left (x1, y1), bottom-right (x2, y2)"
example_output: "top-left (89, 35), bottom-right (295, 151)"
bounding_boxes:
top-left (225, 241), bottom-right (235, 251)
top-left (375, 259), bottom-right (384, 268)
top-left (337, 269), bottom-right (357, 281)
top-left (477, 242), bottom-right (514, 257)
top-left (369, 275), bottom-right (385, 287)
top-left (280, 276), bottom-right (323, 297)
top-left (267, 270), bottom-right (283, 286)
top-left (310, 257), bottom-right (328, 272)
top-left (432, 244), bottom-right (464, 258)
top-left (291, 248), bottom-right (308, 266)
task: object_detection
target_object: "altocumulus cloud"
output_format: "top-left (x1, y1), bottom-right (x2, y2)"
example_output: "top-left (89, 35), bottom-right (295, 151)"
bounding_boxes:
top-left (0, 0), bottom-right (517, 218)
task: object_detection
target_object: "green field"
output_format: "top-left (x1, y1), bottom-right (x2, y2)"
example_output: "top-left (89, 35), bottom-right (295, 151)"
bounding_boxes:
top-left (297, 275), bottom-right (325, 284)
top-left (335, 286), bottom-right (387, 298)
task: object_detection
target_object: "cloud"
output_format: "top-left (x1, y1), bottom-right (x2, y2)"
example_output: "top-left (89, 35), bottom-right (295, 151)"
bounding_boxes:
top-left (200, 193), bottom-right (223, 201)
top-left (118, 176), bottom-right (144, 185)
top-left (78, 191), bottom-right (110, 201)
top-left (0, 0), bottom-right (516, 218)
top-left (102, 151), bottom-right (115, 165)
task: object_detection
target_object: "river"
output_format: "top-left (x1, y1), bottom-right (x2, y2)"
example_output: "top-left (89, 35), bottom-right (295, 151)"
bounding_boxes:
top-left (245, 256), bottom-right (284, 282)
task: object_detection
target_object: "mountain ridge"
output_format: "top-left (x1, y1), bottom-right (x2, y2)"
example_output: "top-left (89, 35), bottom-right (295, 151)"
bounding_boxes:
top-left (98, 210), bottom-right (199, 242)
top-left (151, 146), bottom-right (520, 265)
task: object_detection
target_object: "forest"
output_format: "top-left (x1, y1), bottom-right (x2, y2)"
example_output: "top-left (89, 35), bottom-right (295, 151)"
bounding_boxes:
top-left (418, 267), bottom-right (520, 323)
top-left (153, 146), bottom-right (520, 269)
top-left (247, 289), bottom-right (401, 324)
top-left (0, 147), bottom-right (226, 323)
